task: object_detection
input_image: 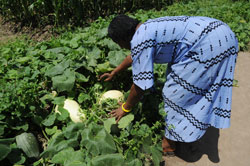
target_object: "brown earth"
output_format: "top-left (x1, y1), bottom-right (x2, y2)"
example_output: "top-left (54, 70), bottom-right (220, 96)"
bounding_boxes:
top-left (0, 16), bottom-right (55, 45)
top-left (0, 17), bottom-right (18, 44)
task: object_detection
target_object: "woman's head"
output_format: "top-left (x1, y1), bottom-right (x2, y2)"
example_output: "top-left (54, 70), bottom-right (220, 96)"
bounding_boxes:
top-left (108, 15), bottom-right (140, 49)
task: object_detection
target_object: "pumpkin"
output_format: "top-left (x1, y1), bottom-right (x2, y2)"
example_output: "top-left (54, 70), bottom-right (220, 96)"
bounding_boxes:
top-left (55, 99), bottom-right (86, 123)
top-left (100, 90), bottom-right (124, 103)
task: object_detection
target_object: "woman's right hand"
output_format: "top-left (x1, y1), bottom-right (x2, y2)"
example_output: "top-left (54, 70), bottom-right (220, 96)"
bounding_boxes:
top-left (99, 55), bottom-right (132, 82)
top-left (99, 72), bottom-right (115, 81)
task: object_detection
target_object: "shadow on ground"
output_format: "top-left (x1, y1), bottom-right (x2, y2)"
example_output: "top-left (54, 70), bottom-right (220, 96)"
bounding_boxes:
top-left (174, 127), bottom-right (220, 163)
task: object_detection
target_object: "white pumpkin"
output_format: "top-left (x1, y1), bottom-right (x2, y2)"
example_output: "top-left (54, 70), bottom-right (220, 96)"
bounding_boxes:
top-left (55, 99), bottom-right (86, 123)
top-left (100, 90), bottom-right (124, 103)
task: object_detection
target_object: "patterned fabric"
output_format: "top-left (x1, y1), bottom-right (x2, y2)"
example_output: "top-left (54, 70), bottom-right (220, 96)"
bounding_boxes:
top-left (130, 16), bottom-right (238, 142)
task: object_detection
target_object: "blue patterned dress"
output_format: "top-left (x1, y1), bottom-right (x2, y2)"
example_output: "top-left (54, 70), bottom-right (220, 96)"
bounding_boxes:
top-left (130, 16), bottom-right (238, 142)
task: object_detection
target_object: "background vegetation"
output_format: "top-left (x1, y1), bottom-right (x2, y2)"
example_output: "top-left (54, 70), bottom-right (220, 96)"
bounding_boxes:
top-left (0, 0), bottom-right (249, 165)
top-left (0, 0), bottom-right (184, 27)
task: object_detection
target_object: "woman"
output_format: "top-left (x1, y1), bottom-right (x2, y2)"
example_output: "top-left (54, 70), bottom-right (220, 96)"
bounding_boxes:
top-left (100, 15), bottom-right (238, 154)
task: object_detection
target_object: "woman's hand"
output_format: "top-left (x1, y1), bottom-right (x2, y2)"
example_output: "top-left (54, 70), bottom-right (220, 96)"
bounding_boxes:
top-left (99, 55), bottom-right (132, 82)
top-left (109, 84), bottom-right (144, 123)
top-left (99, 72), bottom-right (115, 81)
top-left (109, 102), bottom-right (127, 123)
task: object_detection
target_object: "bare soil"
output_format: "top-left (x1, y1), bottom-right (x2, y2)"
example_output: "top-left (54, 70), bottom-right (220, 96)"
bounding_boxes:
top-left (0, 16), bottom-right (55, 45)
top-left (0, 17), bottom-right (18, 44)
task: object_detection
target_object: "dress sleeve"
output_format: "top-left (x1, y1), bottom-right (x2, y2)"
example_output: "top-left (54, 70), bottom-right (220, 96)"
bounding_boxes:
top-left (131, 40), bottom-right (155, 90)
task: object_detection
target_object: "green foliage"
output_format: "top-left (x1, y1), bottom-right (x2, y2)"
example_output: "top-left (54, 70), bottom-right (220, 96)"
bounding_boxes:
top-left (0, 0), bottom-right (178, 27)
top-left (0, 14), bottom-right (165, 165)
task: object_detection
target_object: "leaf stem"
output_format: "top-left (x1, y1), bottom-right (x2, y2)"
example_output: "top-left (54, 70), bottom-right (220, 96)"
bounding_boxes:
top-left (42, 129), bottom-right (49, 141)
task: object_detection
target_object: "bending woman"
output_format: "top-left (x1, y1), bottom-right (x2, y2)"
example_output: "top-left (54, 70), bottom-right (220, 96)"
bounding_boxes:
top-left (100, 15), bottom-right (238, 154)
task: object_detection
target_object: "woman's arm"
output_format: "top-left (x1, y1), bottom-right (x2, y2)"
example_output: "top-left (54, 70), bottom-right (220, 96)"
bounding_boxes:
top-left (123, 83), bottom-right (144, 110)
top-left (110, 83), bottom-right (144, 122)
top-left (99, 55), bottom-right (132, 81)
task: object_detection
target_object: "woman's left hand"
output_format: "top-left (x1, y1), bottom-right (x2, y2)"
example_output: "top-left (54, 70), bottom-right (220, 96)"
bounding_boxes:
top-left (109, 83), bottom-right (143, 123)
top-left (109, 103), bottom-right (126, 123)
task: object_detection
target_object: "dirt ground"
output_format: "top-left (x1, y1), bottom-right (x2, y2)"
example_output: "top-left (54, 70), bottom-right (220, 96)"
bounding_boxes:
top-left (1, 17), bottom-right (250, 166)
top-left (0, 17), bottom-right (17, 44)
top-left (0, 16), bottom-right (54, 44)
top-left (163, 52), bottom-right (250, 166)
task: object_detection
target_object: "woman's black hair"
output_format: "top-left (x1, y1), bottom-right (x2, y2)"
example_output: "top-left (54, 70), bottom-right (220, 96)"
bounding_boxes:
top-left (108, 15), bottom-right (140, 44)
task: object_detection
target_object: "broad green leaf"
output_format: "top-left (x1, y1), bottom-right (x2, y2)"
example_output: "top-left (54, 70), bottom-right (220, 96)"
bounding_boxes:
top-left (40, 93), bottom-right (55, 105)
top-left (40, 133), bottom-right (64, 157)
top-left (150, 146), bottom-right (162, 166)
top-left (51, 148), bottom-right (85, 165)
top-left (136, 124), bottom-right (151, 137)
top-left (0, 139), bottom-right (15, 162)
top-left (66, 161), bottom-right (87, 166)
top-left (57, 106), bottom-right (69, 121)
top-left (90, 47), bottom-right (101, 58)
top-left (64, 123), bottom-right (85, 139)
top-left (118, 114), bottom-right (134, 129)
top-left (103, 117), bottom-right (116, 133)
top-left (87, 57), bottom-right (97, 67)
top-left (96, 62), bottom-right (113, 73)
top-left (75, 72), bottom-right (89, 83)
top-left (85, 36), bottom-right (97, 44)
top-left (0, 138), bottom-right (15, 145)
top-left (42, 113), bottom-right (56, 127)
top-left (52, 69), bottom-right (75, 92)
top-left (70, 37), bottom-right (81, 48)
top-left (7, 69), bottom-right (18, 79)
top-left (45, 126), bottom-right (58, 136)
top-left (41, 133), bottom-right (79, 158)
top-left (55, 53), bottom-right (65, 60)
top-left (0, 58), bottom-right (7, 67)
top-left (16, 56), bottom-right (31, 63)
top-left (26, 49), bottom-right (39, 57)
top-left (96, 28), bottom-right (107, 39)
top-left (81, 124), bottom-right (116, 156)
top-left (87, 47), bottom-right (101, 67)
top-left (0, 144), bottom-right (11, 161)
top-left (47, 47), bottom-right (66, 54)
top-left (101, 38), bottom-right (120, 50)
top-left (60, 39), bottom-right (70, 46)
top-left (91, 153), bottom-right (124, 166)
top-left (142, 144), bottom-right (151, 154)
top-left (45, 60), bottom-right (70, 77)
top-left (78, 93), bottom-right (91, 104)
top-left (52, 96), bottom-right (65, 105)
top-left (2, 47), bottom-right (11, 54)
top-left (51, 147), bottom-right (74, 164)
top-left (125, 159), bottom-right (142, 166)
top-left (108, 50), bottom-right (127, 67)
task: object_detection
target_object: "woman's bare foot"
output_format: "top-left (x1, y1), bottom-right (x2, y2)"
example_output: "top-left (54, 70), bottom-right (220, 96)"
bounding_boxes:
top-left (162, 137), bottom-right (176, 153)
